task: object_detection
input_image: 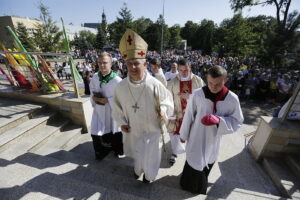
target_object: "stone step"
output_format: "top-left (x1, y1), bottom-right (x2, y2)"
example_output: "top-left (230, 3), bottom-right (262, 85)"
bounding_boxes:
top-left (28, 124), bottom-right (82, 153)
top-left (263, 157), bottom-right (300, 199)
top-left (0, 110), bottom-right (57, 153)
top-left (0, 117), bottom-right (70, 161)
top-left (61, 131), bottom-right (92, 151)
top-left (0, 98), bottom-right (44, 134)
top-left (27, 119), bottom-right (72, 153)
top-left (285, 155), bottom-right (300, 180)
top-left (0, 153), bottom-right (148, 200)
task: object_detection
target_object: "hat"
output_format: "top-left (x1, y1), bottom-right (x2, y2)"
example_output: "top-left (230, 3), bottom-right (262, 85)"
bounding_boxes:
top-left (119, 29), bottom-right (148, 61)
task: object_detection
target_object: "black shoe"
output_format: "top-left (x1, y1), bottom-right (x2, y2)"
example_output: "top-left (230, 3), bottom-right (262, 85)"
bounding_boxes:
top-left (95, 153), bottom-right (105, 161)
top-left (143, 174), bottom-right (151, 184)
top-left (134, 172), bottom-right (140, 180)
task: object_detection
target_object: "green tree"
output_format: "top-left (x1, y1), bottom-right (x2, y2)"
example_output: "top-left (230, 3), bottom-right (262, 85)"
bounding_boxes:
top-left (246, 15), bottom-right (277, 65)
top-left (168, 24), bottom-right (182, 49)
top-left (193, 19), bottom-right (216, 54)
top-left (144, 15), bottom-right (170, 51)
top-left (33, 2), bottom-right (62, 52)
top-left (109, 3), bottom-right (133, 45)
top-left (73, 30), bottom-right (96, 51)
top-left (218, 14), bottom-right (257, 57)
top-left (16, 22), bottom-right (36, 52)
top-left (132, 17), bottom-right (153, 37)
top-left (95, 25), bottom-right (106, 50)
top-left (95, 9), bottom-right (108, 50)
top-left (230, 0), bottom-right (300, 67)
top-left (180, 21), bottom-right (199, 48)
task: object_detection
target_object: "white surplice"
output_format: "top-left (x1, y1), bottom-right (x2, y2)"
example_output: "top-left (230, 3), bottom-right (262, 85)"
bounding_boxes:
top-left (90, 73), bottom-right (122, 136)
top-left (112, 72), bottom-right (173, 181)
top-left (153, 68), bottom-right (167, 87)
top-left (180, 88), bottom-right (244, 171)
top-left (165, 71), bottom-right (178, 81)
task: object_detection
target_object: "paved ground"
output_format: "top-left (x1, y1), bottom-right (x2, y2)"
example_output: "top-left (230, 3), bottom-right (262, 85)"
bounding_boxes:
top-left (0, 79), bottom-right (285, 199)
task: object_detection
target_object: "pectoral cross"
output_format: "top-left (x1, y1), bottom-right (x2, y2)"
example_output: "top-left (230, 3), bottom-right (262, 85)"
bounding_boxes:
top-left (132, 102), bottom-right (140, 113)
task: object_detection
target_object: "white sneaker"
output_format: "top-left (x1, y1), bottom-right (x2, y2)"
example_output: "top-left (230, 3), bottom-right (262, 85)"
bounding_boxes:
top-left (118, 154), bottom-right (126, 158)
top-left (169, 154), bottom-right (177, 165)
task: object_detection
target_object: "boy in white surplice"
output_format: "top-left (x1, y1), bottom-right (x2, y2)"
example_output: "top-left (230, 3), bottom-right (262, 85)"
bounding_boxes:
top-left (90, 52), bottom-right (124, 160)
top-left (179, 65), bottom-right (244, 194)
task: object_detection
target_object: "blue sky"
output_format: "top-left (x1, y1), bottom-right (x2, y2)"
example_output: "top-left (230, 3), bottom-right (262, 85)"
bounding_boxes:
top-left (1, 0), bottom-right (299, 26)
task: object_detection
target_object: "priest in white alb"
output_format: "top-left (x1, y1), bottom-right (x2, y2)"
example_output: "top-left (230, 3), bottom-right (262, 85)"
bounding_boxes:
top-left (112, 29), bottom-right (174, 183)
top-left (167, 59), bottom-right (205, 165)
top-left (149, 58), bottom-right (167, 87)
top-left (179, 65), bottom-right (244, 194)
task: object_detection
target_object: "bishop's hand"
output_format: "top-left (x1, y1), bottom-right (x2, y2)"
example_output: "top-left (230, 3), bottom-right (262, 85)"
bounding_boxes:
top-left (121, 125), bottom-right (131, 133)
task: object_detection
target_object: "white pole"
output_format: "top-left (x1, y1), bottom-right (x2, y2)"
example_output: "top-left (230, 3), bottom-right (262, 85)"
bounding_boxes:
top-left (160, 0), bottom-right (165, 58)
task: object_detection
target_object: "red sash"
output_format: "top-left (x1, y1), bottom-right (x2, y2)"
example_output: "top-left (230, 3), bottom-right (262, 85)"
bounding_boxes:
top-left (213, 86), bottom-right (228, 113)
top-left (175, 80), bottom-right (192, 134)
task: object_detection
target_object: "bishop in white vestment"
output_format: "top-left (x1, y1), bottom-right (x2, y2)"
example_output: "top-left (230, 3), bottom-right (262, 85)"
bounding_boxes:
top-left (112, 72), bottom-right (173, 181)
top-left (112, 29), bottom-right (173, 183)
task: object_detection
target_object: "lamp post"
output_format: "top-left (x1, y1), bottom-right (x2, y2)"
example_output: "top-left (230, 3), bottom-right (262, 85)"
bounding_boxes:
top-left (160, 0), bottom-right (165, 59)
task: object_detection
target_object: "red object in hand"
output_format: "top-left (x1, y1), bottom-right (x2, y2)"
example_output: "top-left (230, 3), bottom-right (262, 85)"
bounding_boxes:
top-left (201, 114), bottom-right (220, 126)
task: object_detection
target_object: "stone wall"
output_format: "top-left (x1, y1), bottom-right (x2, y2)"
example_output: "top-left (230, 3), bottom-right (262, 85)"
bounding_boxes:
top-left (249, 116), bottom-right (300, 160)
top-left (0, 90), bottom-right (93, 133)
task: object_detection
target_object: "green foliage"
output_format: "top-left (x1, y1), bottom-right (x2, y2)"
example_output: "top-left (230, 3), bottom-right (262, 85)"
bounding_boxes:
top-left (16, 22), bottom-right (36, 52)
top-left (109, 3), bottom-right (133, 45)
top-left (33, 2), bottom-right (62, 52)
top-left (192, 19), bottom-right (216, 54)
top-left (73, 30), bottom-right (96, 51)
top-left (95, 10), bottom-right (108, 50)
top-left (168, 24), bottom-right (182, 49)
top-left (95, 26), bottom-right (106, 50)
top-left (229, 0), bottom-right (300, 67)
top-left (132, 17), bottom-right (153, 36)
top-left (180, 21), bottom-right (199, 48)
top-left (143, 15), bottom-right (170, 51)
top-left (218, 14), bottom-right (258, 56)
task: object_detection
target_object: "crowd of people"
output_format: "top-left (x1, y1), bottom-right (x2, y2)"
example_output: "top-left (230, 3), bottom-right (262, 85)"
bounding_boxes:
top-left (76, 48), bottom-right (299, 105)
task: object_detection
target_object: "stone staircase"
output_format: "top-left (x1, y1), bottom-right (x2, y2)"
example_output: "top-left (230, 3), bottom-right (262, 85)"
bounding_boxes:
top-left (0, 98), bottom-right (288, 200)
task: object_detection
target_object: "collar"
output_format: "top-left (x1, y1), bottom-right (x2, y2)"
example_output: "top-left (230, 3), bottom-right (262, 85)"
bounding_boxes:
top-left (98, 70), bottom-right (118, 87)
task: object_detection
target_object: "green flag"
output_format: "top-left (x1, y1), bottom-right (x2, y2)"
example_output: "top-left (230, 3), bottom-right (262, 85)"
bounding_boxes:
top-left (61, 18), bottom-right (82, 82)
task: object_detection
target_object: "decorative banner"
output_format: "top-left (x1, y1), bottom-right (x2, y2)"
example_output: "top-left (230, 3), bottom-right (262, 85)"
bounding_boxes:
top-left (61, 18), bottom-right (82, 82)
top-left (6, 26), bottom-right (49, 91)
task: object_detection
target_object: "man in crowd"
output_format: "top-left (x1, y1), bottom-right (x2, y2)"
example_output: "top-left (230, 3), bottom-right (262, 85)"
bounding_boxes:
top-left (179, 65), bottom-right (244, 194)
top-left (149, 58), bottom-right (167, 87)
top-left (112, 29), bottom-right (173, 183)
top-left (165, 62), bottom-right (178, 81)
top-left (89, 52), bottom-right (124, 160)
top-left (167, 59), bottom-right (205, 165)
